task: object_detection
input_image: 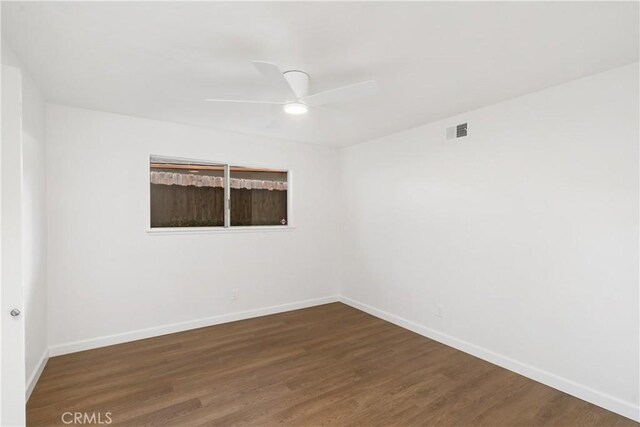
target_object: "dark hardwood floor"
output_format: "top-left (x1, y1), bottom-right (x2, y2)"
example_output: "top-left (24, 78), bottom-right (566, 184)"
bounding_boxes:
top-left (28, 303), bottom-right (636, 426)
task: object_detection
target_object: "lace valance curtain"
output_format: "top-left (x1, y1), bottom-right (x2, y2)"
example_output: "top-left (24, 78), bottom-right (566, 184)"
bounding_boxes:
top-left (150, 171), bottom-right (288, 191)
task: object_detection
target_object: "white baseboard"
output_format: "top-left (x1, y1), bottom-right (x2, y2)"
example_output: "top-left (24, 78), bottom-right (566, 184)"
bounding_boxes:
top-left (26, 348), bottom-right (49, 401)
top-left (338, 295), bottom-right (640, 423)
top-left (48, 296), bottom-right (339, 357)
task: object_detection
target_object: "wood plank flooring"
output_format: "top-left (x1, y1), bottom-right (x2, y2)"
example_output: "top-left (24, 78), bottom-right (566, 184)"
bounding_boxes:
top-left (27, 303), bottom-right (637, 426)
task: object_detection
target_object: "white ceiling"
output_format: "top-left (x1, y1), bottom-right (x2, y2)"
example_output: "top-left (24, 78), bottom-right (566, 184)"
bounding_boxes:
top-left (2, 2), bottom-right (638, 147)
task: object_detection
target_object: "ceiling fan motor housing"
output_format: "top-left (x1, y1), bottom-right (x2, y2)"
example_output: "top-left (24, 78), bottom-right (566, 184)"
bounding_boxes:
top-left (283, 70), bottom-right (309, 99)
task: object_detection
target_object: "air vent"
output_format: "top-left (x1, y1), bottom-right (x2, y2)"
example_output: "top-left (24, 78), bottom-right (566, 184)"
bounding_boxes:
top-left (446, 122), bottom-right (468, 140)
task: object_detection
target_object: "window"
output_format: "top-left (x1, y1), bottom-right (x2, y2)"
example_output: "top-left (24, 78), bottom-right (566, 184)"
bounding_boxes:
top-left (150, 156), bottom-right (289, 229)
top-left (230, 167), bottom-right (288, 226)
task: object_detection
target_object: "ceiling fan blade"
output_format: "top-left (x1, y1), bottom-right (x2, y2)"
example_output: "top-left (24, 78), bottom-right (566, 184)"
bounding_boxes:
top-left (205, 98), bottom-right (285, 104)
top-left (252, 61), bottom-right (298, 100)
top-left (301, 80), bottom-right (377, 107)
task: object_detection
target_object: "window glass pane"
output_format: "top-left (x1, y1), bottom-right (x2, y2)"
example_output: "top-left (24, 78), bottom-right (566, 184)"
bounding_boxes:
top-left (150, 156), bottom-right (225, 227)
top-left (230, 167), bottom-right (288, 226)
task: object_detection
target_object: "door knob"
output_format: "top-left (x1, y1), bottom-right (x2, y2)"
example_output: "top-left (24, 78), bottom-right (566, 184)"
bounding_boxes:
top-left (10, 309), bottom-right (21, 317)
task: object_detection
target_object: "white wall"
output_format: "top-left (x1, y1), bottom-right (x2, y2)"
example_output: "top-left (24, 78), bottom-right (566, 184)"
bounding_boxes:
top-left (340, 63), bottom-right (639, 419)
top-left (2, 40), bottom-right (48, 394)
top-left (46, 105), bottom-right (341, 350)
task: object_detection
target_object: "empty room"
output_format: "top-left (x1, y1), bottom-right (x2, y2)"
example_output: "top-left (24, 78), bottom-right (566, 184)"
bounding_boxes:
top-left (1, 1), bottom-right (638, 426)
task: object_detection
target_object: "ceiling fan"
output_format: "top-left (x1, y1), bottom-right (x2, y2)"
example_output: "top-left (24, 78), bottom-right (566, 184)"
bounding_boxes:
top-left (205, 61), bottom-right (377, 121)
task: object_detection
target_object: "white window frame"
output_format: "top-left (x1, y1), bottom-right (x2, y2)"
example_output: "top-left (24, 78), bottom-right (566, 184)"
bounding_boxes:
top-left (147, 154), bottom-right (294, 234)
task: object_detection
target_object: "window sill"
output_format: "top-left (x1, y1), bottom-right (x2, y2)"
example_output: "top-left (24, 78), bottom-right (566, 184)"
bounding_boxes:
top-left (146, 226), bottom-right (295, 235)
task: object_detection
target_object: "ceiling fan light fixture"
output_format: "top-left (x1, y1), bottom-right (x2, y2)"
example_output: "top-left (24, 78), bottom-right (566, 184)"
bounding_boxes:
top-left (283, 102), bottom-right (308, 115)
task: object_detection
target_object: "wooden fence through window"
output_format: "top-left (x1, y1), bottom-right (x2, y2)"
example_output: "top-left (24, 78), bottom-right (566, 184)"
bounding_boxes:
top-left (150, 184), bottom-right (287, 227)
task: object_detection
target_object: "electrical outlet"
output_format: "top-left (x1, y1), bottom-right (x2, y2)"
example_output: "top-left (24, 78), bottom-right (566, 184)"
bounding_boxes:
top-left (436, 304), bottom-right (443, 318)
top-left (231, 289), bottom-right (239, 301)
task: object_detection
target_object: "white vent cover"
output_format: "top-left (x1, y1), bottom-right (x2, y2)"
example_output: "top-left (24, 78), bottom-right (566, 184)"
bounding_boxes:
top-left (446, 122), bottom-right (468, 140)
